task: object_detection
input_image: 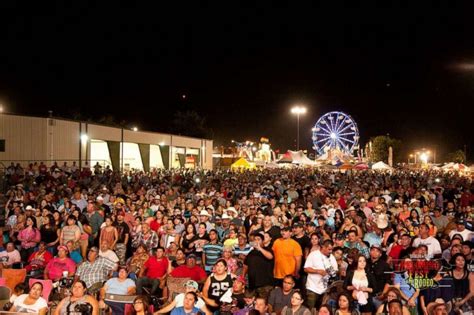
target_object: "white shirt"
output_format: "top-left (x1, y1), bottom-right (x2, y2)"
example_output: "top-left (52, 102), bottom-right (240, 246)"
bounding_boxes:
top-left (412, 236), bottom-right (442, 259)
top-left (304, 250), bottom-right (338, 294)
top-left (449, 228), bottom-right (473, 242)
top-left (13, 294), bottom-right (48, 313)
top-left (99, 249), bottom-right (119, 263)
top-left (174, 292), bottom-right (205, 309)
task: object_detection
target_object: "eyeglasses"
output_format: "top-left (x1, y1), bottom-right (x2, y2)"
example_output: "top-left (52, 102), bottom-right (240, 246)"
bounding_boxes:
top-left (134, 301), bottom-right (144, 305)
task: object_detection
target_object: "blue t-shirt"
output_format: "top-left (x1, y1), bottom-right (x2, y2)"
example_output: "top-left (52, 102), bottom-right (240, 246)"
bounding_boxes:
top-left (105, 278), bottom-right (136, 295)
top-left (170, 306), bottom-right (201, 315)
top-left (70, 251), bottom-right (83, 264)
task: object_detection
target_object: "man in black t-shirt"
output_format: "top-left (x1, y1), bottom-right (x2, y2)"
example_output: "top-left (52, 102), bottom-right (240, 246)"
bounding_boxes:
top-left (243, 233), bottom-right (274, 298)
top-left (114, 211), bottom-right (130, 265)
top-left (292, 222), bottom-right (310, 289)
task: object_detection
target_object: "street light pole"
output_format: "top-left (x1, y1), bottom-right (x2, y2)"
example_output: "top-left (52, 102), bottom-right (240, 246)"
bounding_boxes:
top-left (296, 113), bottom-right (300, 151)
top-left (291, 105), bottom-right (307, 151)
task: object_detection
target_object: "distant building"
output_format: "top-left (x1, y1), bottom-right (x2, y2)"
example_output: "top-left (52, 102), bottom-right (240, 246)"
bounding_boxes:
top-left (0, 114), bottom-right (212, 171)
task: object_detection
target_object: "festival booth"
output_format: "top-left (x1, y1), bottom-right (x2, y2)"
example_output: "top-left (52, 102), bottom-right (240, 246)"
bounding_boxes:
top-left (354, 163), bottom-right (369, 170)
top-left (277, 150), bottom-right (316, 166)
top-left (441, 163), bottom-right (470, 173)
top-left (371, 161), bottom-right (393, 171)
top-left (230, 158), bottom-right (255, 171)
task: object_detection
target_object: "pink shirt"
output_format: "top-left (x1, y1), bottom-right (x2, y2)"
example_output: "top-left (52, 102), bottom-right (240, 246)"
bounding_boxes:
top-left (18, 228), bottom-right (41, 249)
top-left (45, 257), bottom-right (76, 281)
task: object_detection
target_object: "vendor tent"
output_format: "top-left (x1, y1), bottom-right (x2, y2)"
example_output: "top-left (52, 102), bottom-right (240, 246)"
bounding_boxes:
top-left (231, 158), bottom-right (255, 170)
top-left (372, 161), bottom-right (393, 170)
top-left (354, 163), bottom-right (369, 170)
top-left (278, 150), bottom-right (316, 165)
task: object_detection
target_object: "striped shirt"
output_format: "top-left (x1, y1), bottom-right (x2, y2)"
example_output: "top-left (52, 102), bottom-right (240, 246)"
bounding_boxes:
top-left (233, 244), bottom-right (253, 257)
top-left (202, 243), bottom-right (223, 272)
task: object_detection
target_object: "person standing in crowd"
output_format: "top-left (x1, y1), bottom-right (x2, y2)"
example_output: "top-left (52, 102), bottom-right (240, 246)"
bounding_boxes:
top-left (114, 210), bottom-right (130, 265)
top-left (368, 244), bottom-right (392, 309)
top-left (344, 254), bottom-right (376, 315)
top-left (267, 275), bottom-right (296, 314)
top-left (304, 239), bottom-right (338, 310)
top-left (243, 232), bottom-right (274, 297)
top-left (412, 223), bottom-right (442, 259)
top-left (272, 226), bottom-right (303, 285)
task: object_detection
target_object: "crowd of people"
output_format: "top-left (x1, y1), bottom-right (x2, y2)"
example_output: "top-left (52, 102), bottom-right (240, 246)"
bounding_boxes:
top-left (0, 161), bottom-right (473, 315)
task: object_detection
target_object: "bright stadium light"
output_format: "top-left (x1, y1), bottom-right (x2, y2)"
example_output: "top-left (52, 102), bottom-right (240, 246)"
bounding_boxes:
top-left (291, 105), bottom-right (307, 150)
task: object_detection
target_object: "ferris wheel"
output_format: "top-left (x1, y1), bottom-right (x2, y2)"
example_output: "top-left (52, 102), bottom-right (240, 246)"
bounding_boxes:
top-left (311, 111), bottom-right (359, 155)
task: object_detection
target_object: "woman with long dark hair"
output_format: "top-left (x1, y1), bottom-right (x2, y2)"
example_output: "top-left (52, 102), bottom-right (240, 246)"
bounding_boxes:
top-left (335, 292), bottom-right (358, 315)
top-left (180, 222), bottom-right (198, 255)
top-left (18, 216), bottom-right (41, 262)
top-left (40, 214), bottom-right (59, 255)
top-left (343, 255), bottom-right (375, 315)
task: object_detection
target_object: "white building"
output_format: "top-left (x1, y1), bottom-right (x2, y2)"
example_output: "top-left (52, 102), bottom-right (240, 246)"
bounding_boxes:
top-left (0, 114), bottom-right (213, 171)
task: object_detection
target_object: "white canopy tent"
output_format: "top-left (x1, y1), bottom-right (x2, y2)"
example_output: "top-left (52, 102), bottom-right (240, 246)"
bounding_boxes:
top-left (372, 161), bottom-right (393, 170)
top-left (278, 150), bottom-right (316, 166)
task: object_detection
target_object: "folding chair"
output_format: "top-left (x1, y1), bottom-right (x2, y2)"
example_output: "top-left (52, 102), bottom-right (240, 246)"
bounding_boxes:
top-left (0, 269), bottom-right (26, 293)
top-left (104, 293), bottom-right (136, 315)
top-left (166, 276), bottom-right (191, 303)
top-left (0, 286), bottom-right (11, 310)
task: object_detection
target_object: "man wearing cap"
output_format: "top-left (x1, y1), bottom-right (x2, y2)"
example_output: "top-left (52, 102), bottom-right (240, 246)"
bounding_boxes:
top-left (155, 280), bottom-right (208, 314)
top-left (449, 219), bottom-right (473, 241)
top-left (368, 244), bottom-right (391, 309)
top-left (171, 254), bottom-right (207, 283)
top-left (114, 210), bottom-right (129, 265)
top-left (44, 245), bottom-right (76, 281)
top-left (272, 226), bottom-right (302, 285)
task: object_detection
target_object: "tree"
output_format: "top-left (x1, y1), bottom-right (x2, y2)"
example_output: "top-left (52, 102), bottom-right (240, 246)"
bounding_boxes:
top-left (446, 149), bottom-right (466, 163)
top-left (171, 110), bottom-right (213, 139)
top-left (369, 135), bottom-right (402, 163)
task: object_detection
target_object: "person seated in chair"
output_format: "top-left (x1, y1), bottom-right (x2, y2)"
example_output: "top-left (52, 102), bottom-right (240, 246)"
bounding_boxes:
top-left (75, 246), bottom-right (118, 292)
top-left (0, 242), bottom-right (21, 269)
top-left (136, 247), bottom-right (168, 296)
top-left (99, 241), bottom-right (119, 264)
top-left (26, 242), bottom-right (53, 277)
top-left (99, 266), bottom-right (136, 315)
top-left (44, 245), bottom-right (76, 282)
top-left (155, 280), bottom-right (209, 314)
top-left (170, 254), bottom-right (207, 283)
top-left (66, 240), bottom-right (83, 264)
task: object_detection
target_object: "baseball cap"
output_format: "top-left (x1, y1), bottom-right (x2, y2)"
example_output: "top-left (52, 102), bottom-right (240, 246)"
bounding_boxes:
top-left (292, 222), bottom-right (303, 229)
top-left (117, 211), bottom-right (125, 216)
top-left (235, 275), bottom-right (246, 285)
top-left (183, 280), bottom-right (199, 290)
top-left (281, 226), bottom-right (292, 232)
top-left (370, 244), bottom-right (383, 252)
top-left (57, 245), bottom-right (69, 252)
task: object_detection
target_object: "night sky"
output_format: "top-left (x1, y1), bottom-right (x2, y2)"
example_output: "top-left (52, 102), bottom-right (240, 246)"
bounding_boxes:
top-left (1, 2), bottom-right (473, 160)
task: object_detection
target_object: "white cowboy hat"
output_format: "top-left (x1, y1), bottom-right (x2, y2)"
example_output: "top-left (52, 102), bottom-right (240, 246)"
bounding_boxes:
top-left (221, 213), bottom-right (231, 220)
top-left (199, 210), bottom-right (212, 217)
